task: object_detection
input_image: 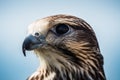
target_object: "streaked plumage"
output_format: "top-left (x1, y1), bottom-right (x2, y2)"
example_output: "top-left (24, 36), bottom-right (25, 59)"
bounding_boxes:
top-left (22, 14), bottom-right (106, 80)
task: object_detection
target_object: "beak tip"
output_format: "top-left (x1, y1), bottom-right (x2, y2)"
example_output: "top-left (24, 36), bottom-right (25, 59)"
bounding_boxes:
top-left (22, 44), bottom-right (26, 57)
top-left (23, 52), bottom-right (26, 57)
top-left (23, 49), bottom-right (26, 57)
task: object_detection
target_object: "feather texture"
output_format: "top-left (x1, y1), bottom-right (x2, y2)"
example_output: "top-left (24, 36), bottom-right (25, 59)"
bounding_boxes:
top-left (23, 14), bottom-right (106, 80)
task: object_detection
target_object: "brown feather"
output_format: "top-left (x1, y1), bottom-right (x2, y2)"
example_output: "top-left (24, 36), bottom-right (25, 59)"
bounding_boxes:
top-left (26, 14), bottom-right (106, 80)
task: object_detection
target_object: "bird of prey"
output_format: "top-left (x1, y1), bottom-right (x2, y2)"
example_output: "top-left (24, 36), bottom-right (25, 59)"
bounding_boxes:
top-left (22, 14), bottom-right (106, 80)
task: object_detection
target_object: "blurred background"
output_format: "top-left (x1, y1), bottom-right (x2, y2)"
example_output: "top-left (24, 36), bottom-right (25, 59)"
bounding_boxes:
top-left (0, 0), bottom-right (120, 80)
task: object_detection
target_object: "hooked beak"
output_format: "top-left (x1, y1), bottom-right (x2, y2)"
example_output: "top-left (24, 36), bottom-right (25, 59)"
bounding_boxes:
top-left (22, 34), bottom-right (45, 56)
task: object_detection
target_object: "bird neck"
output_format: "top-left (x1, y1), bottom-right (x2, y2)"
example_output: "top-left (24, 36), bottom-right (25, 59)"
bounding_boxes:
top-left (35, 47), bottom-right (106, 80)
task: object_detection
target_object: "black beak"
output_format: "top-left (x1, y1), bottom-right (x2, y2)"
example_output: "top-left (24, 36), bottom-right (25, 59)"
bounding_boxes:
top-left (22, 35), bottom-right (45, 56)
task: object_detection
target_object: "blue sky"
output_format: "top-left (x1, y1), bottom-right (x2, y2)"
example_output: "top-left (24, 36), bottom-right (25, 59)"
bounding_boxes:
top-left (0, 0), bottom-right (120, 80)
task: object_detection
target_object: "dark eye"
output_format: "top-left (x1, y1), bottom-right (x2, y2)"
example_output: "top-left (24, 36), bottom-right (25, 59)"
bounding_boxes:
top-left (55, 24), bottom-right (69, 35)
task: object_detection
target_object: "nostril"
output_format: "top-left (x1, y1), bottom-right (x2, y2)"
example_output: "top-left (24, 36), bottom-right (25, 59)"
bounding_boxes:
top-left (34, 32), bottom-right (40, 37)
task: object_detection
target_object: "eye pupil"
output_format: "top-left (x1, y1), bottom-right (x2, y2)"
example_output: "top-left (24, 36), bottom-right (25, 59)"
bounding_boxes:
top-left (56, 24), bottom-right (69, 35)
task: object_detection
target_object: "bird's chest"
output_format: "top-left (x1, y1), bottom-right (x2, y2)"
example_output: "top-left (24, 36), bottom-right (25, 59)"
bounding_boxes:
top-left (28, 70), bottom-right (56, 80)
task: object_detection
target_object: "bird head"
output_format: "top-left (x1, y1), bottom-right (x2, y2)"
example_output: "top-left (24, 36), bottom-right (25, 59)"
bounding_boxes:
top-left (22, 14), bottom-right (105, 80)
